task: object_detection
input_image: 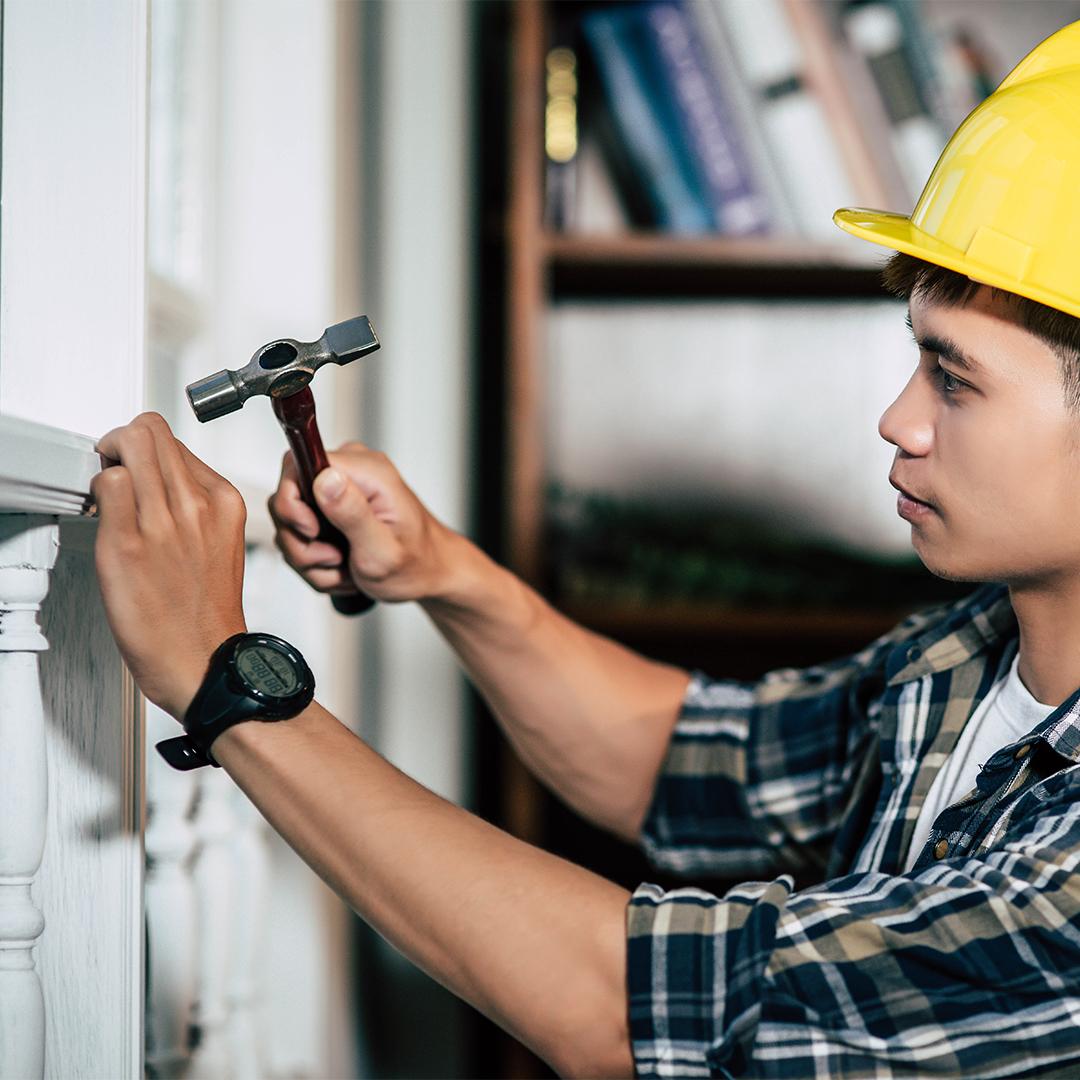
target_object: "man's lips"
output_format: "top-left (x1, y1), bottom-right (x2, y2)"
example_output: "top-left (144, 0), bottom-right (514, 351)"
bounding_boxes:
top-left (889, 477), bottom-right (935, 509)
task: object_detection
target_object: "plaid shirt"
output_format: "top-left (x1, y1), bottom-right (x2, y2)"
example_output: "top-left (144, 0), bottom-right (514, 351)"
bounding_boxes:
top-left (629, 581), bottom-right (1080, 1077)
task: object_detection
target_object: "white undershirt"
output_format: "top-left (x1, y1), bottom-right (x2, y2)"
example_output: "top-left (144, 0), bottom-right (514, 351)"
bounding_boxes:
top-left (902, 643), bottom-right (1056, 872)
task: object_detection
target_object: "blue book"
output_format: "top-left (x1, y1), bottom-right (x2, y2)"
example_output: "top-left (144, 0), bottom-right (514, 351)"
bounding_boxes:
top-left (582, 7), bottom-right (713, 233)
top-left (644, 1), bottom-right (771, 235)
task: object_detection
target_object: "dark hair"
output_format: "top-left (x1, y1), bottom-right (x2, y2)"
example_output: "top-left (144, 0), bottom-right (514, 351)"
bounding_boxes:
top-left (881, 251), bottom-right (1080, 413)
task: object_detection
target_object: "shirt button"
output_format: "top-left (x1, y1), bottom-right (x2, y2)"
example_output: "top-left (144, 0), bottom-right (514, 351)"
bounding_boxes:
top-left (933, 839), bottom-right (949, 859)
top-left (907, 645), bottom-right (922, 662)
top-left (1014, 744), bottom-right (1032, 760)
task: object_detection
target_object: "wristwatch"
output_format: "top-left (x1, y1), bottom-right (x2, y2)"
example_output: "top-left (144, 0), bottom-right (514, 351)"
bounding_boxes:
top-left (155, 631), bottom-right (316, 770)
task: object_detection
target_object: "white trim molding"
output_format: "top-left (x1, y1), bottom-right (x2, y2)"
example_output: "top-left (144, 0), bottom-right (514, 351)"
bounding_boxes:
top-left (0, 415), bottom-right (100, 517)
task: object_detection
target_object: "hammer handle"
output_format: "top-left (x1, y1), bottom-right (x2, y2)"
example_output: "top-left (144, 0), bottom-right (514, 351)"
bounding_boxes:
top-left (271, 388), bottom-right (376, 616)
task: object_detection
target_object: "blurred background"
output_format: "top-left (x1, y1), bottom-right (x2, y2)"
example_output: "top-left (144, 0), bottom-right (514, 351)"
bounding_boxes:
top-left (6, 0), bottom-right (1080, 1076)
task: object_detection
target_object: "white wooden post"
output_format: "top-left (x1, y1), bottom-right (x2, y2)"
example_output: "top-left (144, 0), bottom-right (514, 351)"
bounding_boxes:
top-left (144, 704), bottom-right (199, 1078)
top-left (187, 768), bottom-right (237, 1080)
top-left (227, 792), bottom-right (271, 1080)
top-left (0, 516), bottom-right (59, 1080)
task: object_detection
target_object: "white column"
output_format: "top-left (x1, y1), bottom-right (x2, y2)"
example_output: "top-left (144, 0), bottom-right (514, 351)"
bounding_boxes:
top-left (0, 516), bottom-right (59, 1079)
top-left (226, 792), bottom-right (270, 1080)
top-left (187, 768), bottom-right (236, 1079)
top-left (144, 704), bottom-right (199, 1078)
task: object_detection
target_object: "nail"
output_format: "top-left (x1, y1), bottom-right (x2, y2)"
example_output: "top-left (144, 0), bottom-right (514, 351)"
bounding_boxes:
top-left (318, 468), bottom-right (345, 499)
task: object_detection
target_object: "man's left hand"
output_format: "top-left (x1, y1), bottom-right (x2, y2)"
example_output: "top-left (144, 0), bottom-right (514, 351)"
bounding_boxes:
top-left (92, 412), bottom-right (248, 720)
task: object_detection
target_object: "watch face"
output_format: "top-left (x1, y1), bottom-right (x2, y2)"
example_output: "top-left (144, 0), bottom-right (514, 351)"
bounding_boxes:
top-left (235, 642), bottom-right (302, 699)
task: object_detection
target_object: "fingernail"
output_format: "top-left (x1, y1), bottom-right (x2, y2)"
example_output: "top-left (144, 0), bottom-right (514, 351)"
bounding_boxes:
top-left (317, 468), bottom-right (345, 499)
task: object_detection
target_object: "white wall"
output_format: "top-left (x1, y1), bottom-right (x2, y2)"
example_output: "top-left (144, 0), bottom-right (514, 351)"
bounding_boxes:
top-left (358, 0), bottom-right (473, 808)
top-left (547, 296), bottom-right (915, 557)
top-left (0, 0), bottom-right (146, 434)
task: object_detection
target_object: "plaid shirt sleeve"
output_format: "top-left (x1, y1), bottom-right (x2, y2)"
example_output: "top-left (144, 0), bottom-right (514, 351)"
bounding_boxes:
top-left (641, 605), bottom-right (948, 880)
top-left (627, 776), bottom-right (1080, 1077)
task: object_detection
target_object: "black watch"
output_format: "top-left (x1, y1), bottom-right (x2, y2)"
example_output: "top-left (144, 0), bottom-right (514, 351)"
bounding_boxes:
top-left (155, 632), bottom-right (315, 771)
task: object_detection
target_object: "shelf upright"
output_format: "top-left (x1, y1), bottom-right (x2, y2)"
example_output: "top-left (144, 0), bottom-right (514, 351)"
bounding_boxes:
top-left (500, 0), bottom-right (550, 860)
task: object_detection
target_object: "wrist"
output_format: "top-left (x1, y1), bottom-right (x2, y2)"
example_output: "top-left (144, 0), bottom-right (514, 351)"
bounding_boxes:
top-left (421, 531), bottom-right (539, 643)
top-left (158, 625), bottom-right (249, 721)
top-left (422, 527), bottom-right (499, 612)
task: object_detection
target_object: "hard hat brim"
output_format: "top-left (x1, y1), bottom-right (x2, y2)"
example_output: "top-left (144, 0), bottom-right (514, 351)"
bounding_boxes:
top-left (833, 207), bottom-right (1080, 320)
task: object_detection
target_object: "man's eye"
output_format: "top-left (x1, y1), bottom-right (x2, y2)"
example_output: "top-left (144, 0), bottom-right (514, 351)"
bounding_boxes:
top-left (920, 353), bottom-right (966, 394)
top-left (933, 364), bottom-right (966, 394)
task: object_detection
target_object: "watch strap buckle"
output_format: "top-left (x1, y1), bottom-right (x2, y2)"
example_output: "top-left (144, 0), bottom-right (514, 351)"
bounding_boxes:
top-left (155, 734), bottom-right (220, 770)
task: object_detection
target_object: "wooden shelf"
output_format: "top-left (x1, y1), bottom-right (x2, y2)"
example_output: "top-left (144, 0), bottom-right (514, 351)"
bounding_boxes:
top-left (545, 231), bottom-right (891, 299)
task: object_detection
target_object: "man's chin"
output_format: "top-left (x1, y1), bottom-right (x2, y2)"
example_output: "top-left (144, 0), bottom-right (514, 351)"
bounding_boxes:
top-left (909, 545), bottom-right (983, 585)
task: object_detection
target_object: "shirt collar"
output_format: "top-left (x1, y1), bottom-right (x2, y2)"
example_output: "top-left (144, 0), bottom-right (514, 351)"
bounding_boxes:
top-left (886, 582), bottom-right (1015, 688)
top-left (886, 581), bottom-right (1080, 765)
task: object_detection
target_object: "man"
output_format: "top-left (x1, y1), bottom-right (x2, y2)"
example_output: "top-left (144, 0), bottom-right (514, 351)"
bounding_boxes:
top-left (93, 22), bottom-right (1080, 1080)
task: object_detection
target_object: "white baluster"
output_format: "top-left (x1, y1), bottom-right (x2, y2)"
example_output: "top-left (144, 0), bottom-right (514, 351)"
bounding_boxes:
top-left (145, 703), bottom-right (199, 1079)
top-left (227, 792), bottom-right (270, 1080)
top-left (0, 516), bottom-right (58, 1080)
top-left (187, 768), bottom-right (236, 1079)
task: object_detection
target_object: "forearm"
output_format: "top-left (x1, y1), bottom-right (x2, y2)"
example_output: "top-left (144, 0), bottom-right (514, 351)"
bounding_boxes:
top-left (212, 701), bottom-right (633, 1078)
top-left (422, 530), bottom-right (692, 841)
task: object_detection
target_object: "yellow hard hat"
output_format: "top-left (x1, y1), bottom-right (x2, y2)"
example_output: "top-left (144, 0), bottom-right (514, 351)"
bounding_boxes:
top-left (833, 20), bottom-right (1080, 319)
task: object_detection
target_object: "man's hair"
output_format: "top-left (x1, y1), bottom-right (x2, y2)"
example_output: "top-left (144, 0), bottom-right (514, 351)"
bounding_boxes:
top-left (881, 251), bottom-right (1080, 413)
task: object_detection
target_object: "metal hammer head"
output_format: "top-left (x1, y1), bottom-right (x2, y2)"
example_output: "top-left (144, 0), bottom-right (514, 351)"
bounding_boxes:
top-left (186, 316), bottom-right (380, 423)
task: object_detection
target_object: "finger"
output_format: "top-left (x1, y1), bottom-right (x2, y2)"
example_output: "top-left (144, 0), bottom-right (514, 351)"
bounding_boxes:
top-left (133, 415), bottom-right (210, 516)
top-left (272, 534), bottom-right (348, 591)
top-left (270, 451), bottom-right (320, 538)
top-left (273, 526), bottom-right (345, 569)
top-left (306, 566), bottom-right (351, 592)
top-left (96, 422), bottom-right (171, 528)
top-left (90, 465), bottom-right (139, 547)
top-left (312, 466), bottom-right (398, 565)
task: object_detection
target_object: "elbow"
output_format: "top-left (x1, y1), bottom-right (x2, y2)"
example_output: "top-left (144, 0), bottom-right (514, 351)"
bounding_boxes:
top-left (544, 999), bottom-right (634, 1079)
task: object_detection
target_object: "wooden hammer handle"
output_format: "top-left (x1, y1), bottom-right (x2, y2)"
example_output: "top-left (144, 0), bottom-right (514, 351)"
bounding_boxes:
top-left (271, 387), bottom-right (376, 616)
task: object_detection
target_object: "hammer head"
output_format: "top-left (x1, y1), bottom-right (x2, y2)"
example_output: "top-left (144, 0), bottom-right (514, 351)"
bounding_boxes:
top-left (186, 316), bottom-right (380, 423)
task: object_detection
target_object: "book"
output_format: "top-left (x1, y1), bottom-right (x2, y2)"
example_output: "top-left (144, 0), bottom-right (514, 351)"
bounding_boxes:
top-left (544, 44), bottom-right (580, 231)
top-left (689, 0), bottom-right (800, 235)
top-left (711, 0), bottom-right (864, 241)
top-left (841, 0), bottom-right (949, 206)
top-left (643, 1), bottom-right (771, 235)
top-left (581, 6), bottom-right (714, 233)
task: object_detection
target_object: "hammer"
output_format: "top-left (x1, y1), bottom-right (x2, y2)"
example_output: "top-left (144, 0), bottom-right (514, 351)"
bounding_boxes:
top-left (185, 316), bottom-right (381, 616)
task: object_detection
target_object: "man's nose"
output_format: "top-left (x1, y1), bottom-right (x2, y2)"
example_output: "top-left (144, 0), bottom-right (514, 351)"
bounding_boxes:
top-left (878, 371), bottom-right (933, 456)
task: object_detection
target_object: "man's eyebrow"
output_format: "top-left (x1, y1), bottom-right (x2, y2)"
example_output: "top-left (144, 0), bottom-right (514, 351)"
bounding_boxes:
top-left (905, 309), bottom-right (985, 375)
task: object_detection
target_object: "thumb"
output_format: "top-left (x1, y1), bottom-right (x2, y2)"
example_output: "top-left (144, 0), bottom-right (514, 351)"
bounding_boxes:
top-left (313, 467), bottom-right (363, 527)
top-left (312, 467), bottom-right (393, 559)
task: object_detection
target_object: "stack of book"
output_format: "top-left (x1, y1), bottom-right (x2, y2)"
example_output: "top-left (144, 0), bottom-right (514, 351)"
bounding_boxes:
top-left (545, 0), bottom-right (999, 239)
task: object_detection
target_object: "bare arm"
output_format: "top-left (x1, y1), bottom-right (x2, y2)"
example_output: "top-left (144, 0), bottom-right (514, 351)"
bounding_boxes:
top-left (91, 413), bottom-right (635, 1078)
top-left (270, 446), bottom-right (691, 842)
top-left (212, 700), bottom-right (634, 1078)
top-left (421, 530), bottom-right (691, 841)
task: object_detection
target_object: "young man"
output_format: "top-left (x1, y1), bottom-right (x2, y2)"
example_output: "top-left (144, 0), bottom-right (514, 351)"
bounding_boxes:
top-left (92, 21), bottom-right (1080, 1080)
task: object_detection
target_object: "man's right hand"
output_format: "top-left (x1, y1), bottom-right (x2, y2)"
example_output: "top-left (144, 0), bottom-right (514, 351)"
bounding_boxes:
top-left (267, 443), bottom-right (458, 604)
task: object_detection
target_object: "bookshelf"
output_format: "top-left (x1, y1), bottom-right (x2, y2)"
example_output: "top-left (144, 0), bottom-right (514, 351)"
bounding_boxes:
top-left (481, 0), bottom-right (920, 902)
top-left (473, 0), bottom-right (997, 1074)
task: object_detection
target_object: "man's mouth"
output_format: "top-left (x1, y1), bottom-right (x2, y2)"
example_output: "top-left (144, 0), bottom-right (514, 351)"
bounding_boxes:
top-left (889, 476), bottom-right (935, 509)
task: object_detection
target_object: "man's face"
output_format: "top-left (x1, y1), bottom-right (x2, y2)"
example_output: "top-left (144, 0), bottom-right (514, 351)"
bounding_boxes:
top-left (879, 284), bottom-right (1080, 586)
